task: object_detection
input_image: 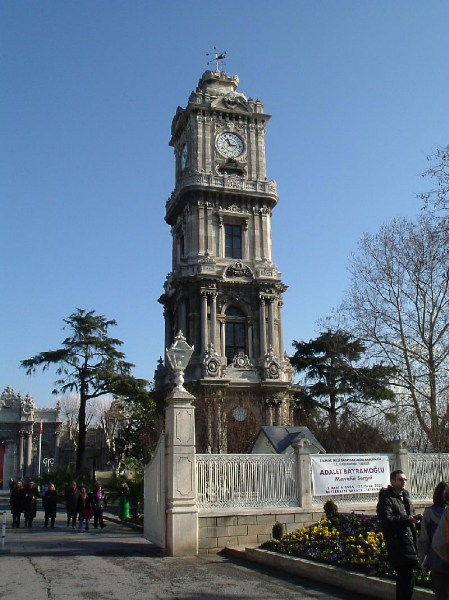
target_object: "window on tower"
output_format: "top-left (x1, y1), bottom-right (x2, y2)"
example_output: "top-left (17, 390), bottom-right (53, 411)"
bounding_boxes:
top-left (225, 306), bottom-right (246, 362)
top-left (225, 224), bottom-right (242, 259)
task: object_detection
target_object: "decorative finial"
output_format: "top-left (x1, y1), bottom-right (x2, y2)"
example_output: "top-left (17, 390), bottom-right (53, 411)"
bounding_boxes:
top-left (206, 47), bottom-right (226, 72)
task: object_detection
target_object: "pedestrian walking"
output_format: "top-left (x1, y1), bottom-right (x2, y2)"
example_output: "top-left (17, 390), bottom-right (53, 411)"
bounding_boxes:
top-left (43, 483), bottom-right (58, 528)
top-left (23, 481), bottom-right (39, 528)
top-left (77, 486), bottom-right (93, 532)
top-left (10, 480), bottom-right (25, 528)
top-left (377, 469), bottom-right (420, 600)
top-left (417, 481), bottom-right (449, 599)
top-left (64, 481), bottom-right (80, 529)
top-left (92, 482), bottom-right (107, 529)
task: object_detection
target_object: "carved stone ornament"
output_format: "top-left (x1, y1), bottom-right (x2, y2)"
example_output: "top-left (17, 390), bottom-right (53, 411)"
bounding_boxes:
top-left (203, 344), bottom-right (223, 378)
top-left (222, 92), bottom-right (250, 112)
top-left (21, 394), bottom-right (36, 416)
top-left (0, 386), bottom-right (20, 409)
top-left (231, 352), bottom-right (253, 369)
top-left (225, 262), bottom-right (253, 279)
top-left (264, 347), bottom-right (280, 379)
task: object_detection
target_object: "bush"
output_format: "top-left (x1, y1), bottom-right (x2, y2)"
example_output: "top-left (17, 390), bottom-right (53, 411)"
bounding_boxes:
top-left (272, 522), bottom-right (284, 540)
top-left (323, 500), bottom-right (339, 524)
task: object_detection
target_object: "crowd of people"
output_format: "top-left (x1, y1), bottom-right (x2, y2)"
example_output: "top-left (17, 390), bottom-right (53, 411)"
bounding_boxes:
top-left (9, 479), bottom-right (108, 532)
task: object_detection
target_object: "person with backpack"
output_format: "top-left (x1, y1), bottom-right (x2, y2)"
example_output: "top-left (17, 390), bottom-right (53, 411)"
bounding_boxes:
top-left (417, 481), bottom-right (449, 600)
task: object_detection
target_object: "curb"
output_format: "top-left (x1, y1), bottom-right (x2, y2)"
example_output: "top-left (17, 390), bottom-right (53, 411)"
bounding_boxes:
top-left (224, 547), bottom-right (433, 600)
top-left (104, 514), bottom-right (143, 532)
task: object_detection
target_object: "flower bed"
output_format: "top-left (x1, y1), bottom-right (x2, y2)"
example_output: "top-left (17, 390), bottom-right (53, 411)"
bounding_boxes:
top-left (261, 513), bottom-right (430, 588)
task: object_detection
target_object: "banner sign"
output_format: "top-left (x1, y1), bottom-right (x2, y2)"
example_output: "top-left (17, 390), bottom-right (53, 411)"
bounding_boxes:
top-left (311, 454), bottom-right (390, 496)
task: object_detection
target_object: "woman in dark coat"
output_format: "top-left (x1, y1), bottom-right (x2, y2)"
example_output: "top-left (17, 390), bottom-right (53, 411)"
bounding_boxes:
top-left (417, 481), bottom-right (449, 600)
top-left (10, 480), bottom-right (25, 528)
top-left (23, 481), bottom-right (39, 528)
top-left (76, 486), bottom-right (93, 532)
top-left (43, 483), bottom-right (58, 528)
top-left (92, 482), bottom-right (107, 529)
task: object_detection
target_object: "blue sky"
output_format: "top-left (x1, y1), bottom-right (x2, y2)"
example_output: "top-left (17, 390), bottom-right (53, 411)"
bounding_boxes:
top-left (2, 1), bottom-right (449, 408)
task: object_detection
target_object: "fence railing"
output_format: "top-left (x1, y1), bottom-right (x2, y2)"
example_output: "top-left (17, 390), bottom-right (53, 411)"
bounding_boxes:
top-left (195, 451), bottom-right (449, 512)
top-left (409, 453), bottom-right (449, 502)
top-left (196, 453), bottom-right (297, 510)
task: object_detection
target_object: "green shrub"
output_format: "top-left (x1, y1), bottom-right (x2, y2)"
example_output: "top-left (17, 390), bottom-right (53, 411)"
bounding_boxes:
top-left (272, 521), bottom-right (284, 540)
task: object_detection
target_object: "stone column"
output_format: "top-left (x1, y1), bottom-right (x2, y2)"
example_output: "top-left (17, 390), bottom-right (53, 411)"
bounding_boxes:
top-left (267, 299), bottom-right (275, 349)
top-left (274, 399), bottom-right (282, 426)
top-left (220, 320), bottom-right (226, 357)
top-left (54, 428), bottom-right (61, 467)
top-left (259, 298), bottom-right (267, 357)
top-left (25, 430), bottom-right (33, 477)
top-left (293, 439), bottom-right (313, 508)
top-left (201, 292), bottom-right (208, 353)
top-left (18, 430), bottom-right (24, 476)
top-left (198, 202), bottom-right (205, 255)
top-left (218, 215), bottom-right (224, 257)
top-left (277, 300), bottom-right (284, 358)
top-left (392, 438), bottom-right (409, 477)
top-left (248, 323), bottom-right (254, 358)
top-left (210, 293), bottom-right (217, 350)
top-left (253, 208), bottom-right (261, 261)
top-left (260, 210), bottom-right (266, 261)
top-left (165, 386), bottom-right (198, 556)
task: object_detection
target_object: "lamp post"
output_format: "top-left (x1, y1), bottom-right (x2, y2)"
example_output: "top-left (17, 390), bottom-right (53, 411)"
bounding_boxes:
top-left (166, 331), bottom-right (194, 392)
top-left (163, 330), bottom-right (198, 556)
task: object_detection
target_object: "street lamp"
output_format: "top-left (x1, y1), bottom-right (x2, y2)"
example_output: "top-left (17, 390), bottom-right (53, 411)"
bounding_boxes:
top-left (166, 331), bottom-right (194, 392)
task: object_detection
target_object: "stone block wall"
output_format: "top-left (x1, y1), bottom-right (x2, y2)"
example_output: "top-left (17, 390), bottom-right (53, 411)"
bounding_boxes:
top-left (198, 508), bottom-right (325, 554)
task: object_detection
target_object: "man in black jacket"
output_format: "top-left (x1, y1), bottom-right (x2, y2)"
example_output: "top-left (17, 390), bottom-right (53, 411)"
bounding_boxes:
top-left (377, 469), bottom-right (420, 600)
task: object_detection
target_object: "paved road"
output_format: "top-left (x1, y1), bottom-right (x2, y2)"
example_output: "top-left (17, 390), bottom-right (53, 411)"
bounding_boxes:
top-left (0, 495), bottom-right (365, 600)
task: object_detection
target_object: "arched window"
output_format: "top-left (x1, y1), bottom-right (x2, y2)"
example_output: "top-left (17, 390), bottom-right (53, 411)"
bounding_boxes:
top-left (225, 306), bottom-right (246, 362)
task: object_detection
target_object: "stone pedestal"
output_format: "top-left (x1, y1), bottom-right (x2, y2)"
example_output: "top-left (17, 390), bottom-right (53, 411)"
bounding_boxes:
top-left (165, 388), bottom-right (198, 556)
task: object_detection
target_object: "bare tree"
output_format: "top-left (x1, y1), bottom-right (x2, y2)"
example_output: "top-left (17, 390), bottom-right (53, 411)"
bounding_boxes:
top-left (96, 398), bottom-right (129, 471)
top-left (343, 215), bottom-right (449, 450)
top-left (420, 145), bottom-right (449, 215)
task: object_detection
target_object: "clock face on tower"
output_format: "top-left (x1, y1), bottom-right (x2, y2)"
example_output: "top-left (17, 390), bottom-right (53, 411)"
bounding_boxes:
top-left (216, 132), bottom-right (244, 158)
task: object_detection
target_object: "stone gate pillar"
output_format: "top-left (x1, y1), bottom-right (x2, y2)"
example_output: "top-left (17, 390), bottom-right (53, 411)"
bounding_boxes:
top-left (165, 387), bottom-right (198, 556)
top-left (165, 331), bottom-right (198, 556)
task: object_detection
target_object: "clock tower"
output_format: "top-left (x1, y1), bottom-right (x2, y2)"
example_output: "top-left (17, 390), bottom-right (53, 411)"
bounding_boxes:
top-left (155, 69), bottom-right (295, 453)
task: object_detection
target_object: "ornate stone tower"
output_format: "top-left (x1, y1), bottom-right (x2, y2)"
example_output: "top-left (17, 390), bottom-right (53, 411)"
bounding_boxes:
top-left (156, 69), bottom-right (294, 452)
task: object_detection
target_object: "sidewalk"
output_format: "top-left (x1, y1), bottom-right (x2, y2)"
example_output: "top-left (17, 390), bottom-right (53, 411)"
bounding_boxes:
top-left (0, 493), bottom-right (151, 556)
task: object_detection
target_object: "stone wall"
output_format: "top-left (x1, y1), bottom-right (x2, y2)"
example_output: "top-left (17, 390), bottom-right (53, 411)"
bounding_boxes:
top-left (198, 501), bottom-right (431, 554)
top-left (198, 508), bottom-right (325, 554)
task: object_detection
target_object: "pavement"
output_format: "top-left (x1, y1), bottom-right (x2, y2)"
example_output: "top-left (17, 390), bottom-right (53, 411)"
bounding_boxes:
top-left (0, 493), bottom-right (366, 600)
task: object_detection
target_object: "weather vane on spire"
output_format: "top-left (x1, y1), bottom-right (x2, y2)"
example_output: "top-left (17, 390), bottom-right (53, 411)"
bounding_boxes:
top-left (206, 47), bottom-right (227, 72)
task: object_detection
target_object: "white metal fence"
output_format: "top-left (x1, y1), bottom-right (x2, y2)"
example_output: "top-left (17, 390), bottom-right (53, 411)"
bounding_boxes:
top-left (196, 452), bottom-right (449, 511)
top-left (409, 453), bottom-right (449, 502)
top-left (196, 453), bottom-right (297, 510)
